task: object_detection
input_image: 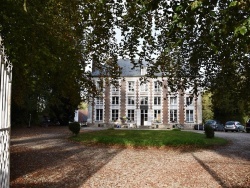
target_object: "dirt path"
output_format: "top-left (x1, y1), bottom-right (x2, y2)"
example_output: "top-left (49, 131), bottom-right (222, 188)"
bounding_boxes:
top-left (10, 126), bottom-right (250, 188)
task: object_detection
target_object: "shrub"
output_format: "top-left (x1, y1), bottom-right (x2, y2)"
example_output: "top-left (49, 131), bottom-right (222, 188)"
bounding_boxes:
top-left (69, 122), bottom-right (80, 136)
top-left (204, 125), bottom-right (214, 138)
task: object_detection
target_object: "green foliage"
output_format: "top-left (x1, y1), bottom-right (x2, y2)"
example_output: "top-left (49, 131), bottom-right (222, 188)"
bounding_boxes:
top-left (204, 125), bottom-right (215, 139)
top-left (1, 1), bottom-right (250, 124)
top-left (202, 91), bottom-right (214, 123)
top-left (70, 130), bottom-right (227, 148)
top-left (69, 122), bottom-right (80, 136)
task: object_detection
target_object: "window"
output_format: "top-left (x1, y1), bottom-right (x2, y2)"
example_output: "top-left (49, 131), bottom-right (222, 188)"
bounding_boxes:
top-left (186, 97), bottom-right (193, 106)
top-left (154, 97), bottom-right (161, 105)
top-left (186, 110), bottom-right (194, 122)
top-left (111, 83), bottom-right (119, 92)
top-left (140, 83), bottom-right (148, 92)
top-left (141, 66), bottom-right (147, 75)
top-left (170, 97), bottom-right (177, 105)
top-left (112, 109), bottom-right (119, 121)
top-left (128, 81), bottom-right (135, 92)
top-left (154, 110), bottom-right (161, 122)
top-left (96, 97), bottom-right (103, 105)
top-left (140, 96), bottom-right (148, 105)
top-left (170, 109), bottom-right (177, 122)
top-left (154, 81), bottom-right (161, 92)
top-left (112, 97), bottom-right (119, 105)
top-left (128, 96), bottom-right (135, 105)
top-left (96, 109), bottom-right (103, 121)
top-left (127, 110), bottom-right (135, 121)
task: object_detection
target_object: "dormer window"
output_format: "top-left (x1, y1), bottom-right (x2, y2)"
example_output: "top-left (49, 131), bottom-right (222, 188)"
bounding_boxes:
top-left (141, 66), bottom-right (147, 75)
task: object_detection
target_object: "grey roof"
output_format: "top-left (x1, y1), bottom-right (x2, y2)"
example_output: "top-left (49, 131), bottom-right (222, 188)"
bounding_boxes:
top-left (92, 59), bottom-right (159, 77)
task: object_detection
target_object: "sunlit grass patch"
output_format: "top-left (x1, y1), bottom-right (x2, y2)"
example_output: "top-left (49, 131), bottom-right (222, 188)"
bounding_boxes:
top-left (70, 129), bottom-right (228, 149)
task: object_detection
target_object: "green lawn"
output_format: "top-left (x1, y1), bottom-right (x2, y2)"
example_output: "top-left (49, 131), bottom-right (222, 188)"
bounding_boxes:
top-left (70, 129), bottom-right (228, 149)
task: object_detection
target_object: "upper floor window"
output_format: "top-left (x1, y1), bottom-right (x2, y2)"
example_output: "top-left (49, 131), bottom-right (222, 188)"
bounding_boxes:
top-left (112, 97), bottom-right (119, 105)
top-left (128, 96), bottom-right (135, 105)
top-left (154, 81), bottom-right (161, 92)
top-left (186, 97), bottom-right (193, 106)
top-left (128, 81), bottom-right (135, 92)
top-left (140, 96), bottom-right (148, 105)
top-left (111, 82), bottom-right (119, 92)
top-left (140, 83), bottom-right (148, 92)
top-left (141, 66), bottom-right (147, 75)
top-left (170, 97), bottom-right (177, 105)
top-left (96, 97), bottom-right (103, 105)
top-left (154, 97), bottom-right (161, 105)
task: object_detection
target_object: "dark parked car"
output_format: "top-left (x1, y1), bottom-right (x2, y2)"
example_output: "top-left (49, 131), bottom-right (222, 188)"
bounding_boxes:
top-left (245, 119), bottom-right (250, 133)
top-left (204, 120), bottom-right (224, 131)
top-left (224, 121), bottom-right (245, 132)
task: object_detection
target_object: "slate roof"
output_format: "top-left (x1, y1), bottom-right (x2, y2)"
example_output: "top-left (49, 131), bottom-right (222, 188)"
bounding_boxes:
top-left (92, 59), bottom-right (160, 77)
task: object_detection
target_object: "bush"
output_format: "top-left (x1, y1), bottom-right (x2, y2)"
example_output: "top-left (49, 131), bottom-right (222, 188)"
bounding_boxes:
top-left (69, 122), bottom-right (80, 136)
top-left (204, 125), bottom-right (214, 138)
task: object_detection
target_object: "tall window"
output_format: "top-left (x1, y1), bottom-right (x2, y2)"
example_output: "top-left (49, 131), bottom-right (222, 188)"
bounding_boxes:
top-left (140, 83), bottom-right (148, 92)
top-left (128, 96), bottom-right (135, 105)
top-left (154, 81), bottom-right (161, 92)
top-left (186, 97), bottom-right (193, 106)
top-left (96, 109), bottom-right (103, 121)
top-left (154, 110), bottom-right (161, 122)
top-left (141, 66), bottom-right (147, 75)
top-left (141, 110), bottom-right (148, 121)
top-left (127, 110), bottom-right (135, 121)
top-left (112, 97), bottom-right (119, 105)
top-left (111, 82), bottom-right (119, 92)
top-left (112, 109), bottom-right (119, 121)
top-left (154, 97), bottom-right (161, 105)
top-left (170, 97), bottom-right (177, 105)
top-left (128, 81), bottom-right (135, 92)
top-left (186, 110), bottom-right (194, 122)
top-left (170, 109), bottom-right (177, 122)
top-left (96, 97), bottom-right (103, 105)
top-left (140, 96), bottom-right (148, 105)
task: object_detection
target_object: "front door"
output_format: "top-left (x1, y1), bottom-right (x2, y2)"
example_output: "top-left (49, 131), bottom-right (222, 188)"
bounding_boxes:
top-left (141, 110), bottom-right (148, 126)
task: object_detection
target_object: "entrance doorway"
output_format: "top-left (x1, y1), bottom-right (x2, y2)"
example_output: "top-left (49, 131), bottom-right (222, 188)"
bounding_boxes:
top-left (140, 109), bottom-right (148, 125)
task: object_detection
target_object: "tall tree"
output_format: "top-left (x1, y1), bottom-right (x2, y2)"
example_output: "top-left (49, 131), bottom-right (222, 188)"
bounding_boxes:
top-left (1, 0), bottom-right (250, 124)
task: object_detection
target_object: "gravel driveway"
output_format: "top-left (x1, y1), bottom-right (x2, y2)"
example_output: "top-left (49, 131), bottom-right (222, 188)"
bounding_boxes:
top-left (10, 126), bottom-right (250, 188)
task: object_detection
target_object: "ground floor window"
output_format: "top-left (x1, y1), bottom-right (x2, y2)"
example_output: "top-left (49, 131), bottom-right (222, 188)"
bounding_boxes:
top-left (96, 109), bottom-right (103, 121)
top-left (170, 109), bottom-right (177, 122)
top-left (112, 109), bottom-right (119, 121)
top-left (154, 110), bottom-right (161, 122)
top-left (127, 109), bottom-right (135, 121)
top-left (186, 110), bottom-right (194, 122)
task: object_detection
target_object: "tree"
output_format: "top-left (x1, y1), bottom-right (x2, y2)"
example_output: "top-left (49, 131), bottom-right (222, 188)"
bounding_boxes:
top-left (1, 0), bottom-right (250, 124)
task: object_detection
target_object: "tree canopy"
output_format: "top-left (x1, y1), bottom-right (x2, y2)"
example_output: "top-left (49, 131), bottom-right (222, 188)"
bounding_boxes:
top-left (1, 0), bottom-right (250, 124)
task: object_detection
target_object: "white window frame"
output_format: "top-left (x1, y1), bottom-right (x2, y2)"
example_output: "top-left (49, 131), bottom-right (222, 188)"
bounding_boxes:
top-left (128, 81), bottom-right (135, 92)
top-left (186, 110), bottom-right (194, 122)
top-left (112, 109), bottom-right (119, 121)
top-left (128, 96), bottom-right (135, 105)
top-left (154, 81), bottom-right (161, 92)
top-left (140, 83), bottom-right (148, 92)
top-left (96, 97), bottom-right (103, 105)
top-left (112, 96), bottom-right (119, 105)
top-left (154, 110), bottom-right (161, 122)
top-left (170, 109), bottom-right (177, 123)
top-left (127, 109), bottom-right (135, 121)
top-left (170, 97), bottom-right (177, 105)
top-left (96, 109), bottom-right (103, 121)
top-left (154, 97), bottom-right (161, 105)
top-left (140, 96), bottom-right (148, 105)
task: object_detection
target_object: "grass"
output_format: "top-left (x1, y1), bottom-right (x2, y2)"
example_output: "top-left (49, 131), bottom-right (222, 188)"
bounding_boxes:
top-left (70, 129), bottom-right (229, 149)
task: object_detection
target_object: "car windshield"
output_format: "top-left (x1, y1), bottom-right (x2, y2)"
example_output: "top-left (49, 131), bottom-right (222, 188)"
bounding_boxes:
top-left (226, 121), bottom-right (234, 125)
top-left (205, 120), bottom-right (215, 125)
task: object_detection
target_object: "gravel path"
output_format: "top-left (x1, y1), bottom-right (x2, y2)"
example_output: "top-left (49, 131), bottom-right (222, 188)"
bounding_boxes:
top-left (10, 126), bottom-right (250, 188)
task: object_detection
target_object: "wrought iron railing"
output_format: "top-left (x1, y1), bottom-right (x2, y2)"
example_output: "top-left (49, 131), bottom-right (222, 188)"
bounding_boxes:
top-left (0, 36), bottom-right (12, 188)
